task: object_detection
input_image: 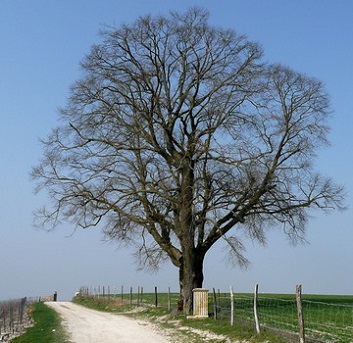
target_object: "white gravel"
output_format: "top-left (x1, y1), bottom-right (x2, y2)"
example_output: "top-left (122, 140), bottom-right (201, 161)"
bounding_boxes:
top-left (47, 301), bottom-right (174, 343)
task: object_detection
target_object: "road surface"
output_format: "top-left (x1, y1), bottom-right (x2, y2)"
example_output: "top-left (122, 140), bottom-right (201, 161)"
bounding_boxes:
top-left (47, 301), bottom-right (175, 343)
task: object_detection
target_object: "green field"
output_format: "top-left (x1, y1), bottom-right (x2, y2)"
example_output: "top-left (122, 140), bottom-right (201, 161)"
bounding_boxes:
top-left (213, 293), bottom-right (353, 342)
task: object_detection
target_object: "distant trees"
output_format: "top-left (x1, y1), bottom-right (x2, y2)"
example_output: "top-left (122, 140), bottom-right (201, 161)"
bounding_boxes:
top-left (32, 8), bottom-right (345, 313)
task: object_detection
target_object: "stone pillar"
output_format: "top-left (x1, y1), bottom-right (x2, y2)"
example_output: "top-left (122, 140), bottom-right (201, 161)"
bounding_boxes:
top-left (192, 288), bottom-right (209, 318)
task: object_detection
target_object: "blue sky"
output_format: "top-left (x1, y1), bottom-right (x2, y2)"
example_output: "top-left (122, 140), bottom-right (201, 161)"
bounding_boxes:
top-left (1, 0), bottom-right (352, 300)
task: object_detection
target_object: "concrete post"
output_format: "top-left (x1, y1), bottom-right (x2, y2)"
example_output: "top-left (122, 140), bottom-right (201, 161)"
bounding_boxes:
top-left (192, 288), bottom-right (209, 318)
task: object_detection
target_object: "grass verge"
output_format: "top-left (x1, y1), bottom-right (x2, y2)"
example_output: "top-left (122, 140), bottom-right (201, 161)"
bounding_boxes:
top-left (10, 302), bottom-right (69, 343)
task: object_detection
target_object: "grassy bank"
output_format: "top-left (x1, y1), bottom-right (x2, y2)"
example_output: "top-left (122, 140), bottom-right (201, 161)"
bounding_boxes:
top-left (10, 302), bottom-right (69, 343)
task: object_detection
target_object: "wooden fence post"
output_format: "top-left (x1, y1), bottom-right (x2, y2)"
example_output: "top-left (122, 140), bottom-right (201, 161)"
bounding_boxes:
top-left (168, 287), bottom-right (171, 311)
top-left (2, 308), bottom-right (6, 333)
top-left (155, 286), bottom-right (158, 307)
top-left (9, 303), bottom-right (13, 332)
top-left (296, 284), bottom-right (305, 343)
top-left (230, 287), bottom-right (234, 326)
top-left (213, 288), bottom-right (218, 320)
top-left (19, 297), bottom-right (27, 324)
top-left (254, 284), bottom-right (260, 334)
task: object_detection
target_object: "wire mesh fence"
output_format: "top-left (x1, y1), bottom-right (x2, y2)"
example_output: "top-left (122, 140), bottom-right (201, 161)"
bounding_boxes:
top-left (79, 284), bottom-right (353, 343)
top-left (0, 295), bottom-right (49, 341)
top-left (78, 285), bottom-right (181, 311)
top-left (0, 297), bottom-right (30, 340)
top-left (303, 299), bottom-right (353, 342)
top-left (210, 287), bottom-right (353, 343)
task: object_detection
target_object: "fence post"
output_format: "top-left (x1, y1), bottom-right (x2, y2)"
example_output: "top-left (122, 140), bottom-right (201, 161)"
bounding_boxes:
top-left (213, 288), bottom-right (218, 320)
top-left (137, 286), bottom-right (140, 306)
top-left (154, 287), bottom-right (158, 307)
top-left (230, 287), bottom-right (234, 326)
top-left (296, 284), bottom-right (305, 343)
top-left (19, 297), bottom-right (27, 324)
top-left (168, 287), bottom-right (171, 311)
top-left (9, 303), bottom-right (13, 332)
top-left (130, 287), bottom-right (133, 306)
top-left (254, 284), bottom-right (260, 334)
top-left (2, 307), bottom-right (6, 333)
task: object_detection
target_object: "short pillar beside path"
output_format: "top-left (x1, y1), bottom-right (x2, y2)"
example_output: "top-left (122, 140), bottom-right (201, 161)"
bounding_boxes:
top-left (189, 288), bottom-right (209, 319)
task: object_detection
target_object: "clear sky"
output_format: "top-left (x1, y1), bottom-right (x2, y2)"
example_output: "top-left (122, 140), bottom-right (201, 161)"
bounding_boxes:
top-left (1, 0), bottom-right (352, 301)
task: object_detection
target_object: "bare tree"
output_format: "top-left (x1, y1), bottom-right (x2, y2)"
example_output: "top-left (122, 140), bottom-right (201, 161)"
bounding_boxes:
top-left (32, 8), bottom-right (345, 313)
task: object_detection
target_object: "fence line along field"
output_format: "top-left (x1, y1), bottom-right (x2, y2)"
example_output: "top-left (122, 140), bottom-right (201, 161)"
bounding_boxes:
top-left (217, 292), bottom-right (353, 343)
top-left (0, 297), bottom-right (32, 341)
top-left (80, 284), bottom-right (353, 343)
top-left (0, 293), bottom-right (56, 341)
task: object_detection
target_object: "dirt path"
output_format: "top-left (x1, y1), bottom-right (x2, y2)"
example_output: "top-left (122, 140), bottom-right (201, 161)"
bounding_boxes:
top-left (47, 301), bottom-right (175, 343)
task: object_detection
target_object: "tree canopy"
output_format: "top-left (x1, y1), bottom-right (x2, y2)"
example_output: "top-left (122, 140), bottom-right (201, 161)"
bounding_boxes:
top-left (32, 8), bottom-right (345, 313)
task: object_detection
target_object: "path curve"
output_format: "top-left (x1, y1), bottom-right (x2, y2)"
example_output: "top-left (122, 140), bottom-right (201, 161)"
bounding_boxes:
top-left (47, 301), bottom-right (174, 343)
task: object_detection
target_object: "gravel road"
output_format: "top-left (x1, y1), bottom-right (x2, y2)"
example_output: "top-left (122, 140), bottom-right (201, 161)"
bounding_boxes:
top-left (47, 301), bottom-right (174, 343)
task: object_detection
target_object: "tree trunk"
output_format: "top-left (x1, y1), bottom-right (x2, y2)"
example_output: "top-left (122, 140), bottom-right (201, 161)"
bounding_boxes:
top-left (177, 248), bottom-right (205, 314)
top-left (176, 157), bottom-right (204, 314)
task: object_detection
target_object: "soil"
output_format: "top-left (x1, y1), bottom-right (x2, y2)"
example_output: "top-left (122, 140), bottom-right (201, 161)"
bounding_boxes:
top-left (46, 301), bottom-right (176, 343)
